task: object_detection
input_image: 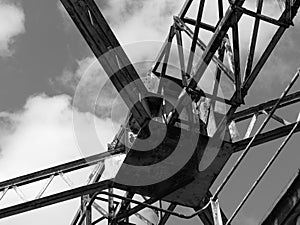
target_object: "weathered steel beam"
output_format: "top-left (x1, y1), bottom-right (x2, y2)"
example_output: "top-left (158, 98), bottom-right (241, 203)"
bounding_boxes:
top-left (262, 110), bottom-right (291, 126)
top-left (71, 202), bottom-right (108, 225)
top-left (114, 197), bottom-right (162, 222)
top-left (186, 0), bottom-right (206, 78)
top-left (211, 43), bottom-right (225, 111)
top-left (179, 0), bottom-right (194, 19)
top-left (152, 0), bottom-right (194, 74)
top-left (233, 122), bottom-right (300, 152)
top-left (114, 177), bottom-right (193, 221)
top-left (60, 0), bottom-right (151, 127)
top-left (92, 217), bottom-right (105, 224)
top-left (167, 1), bottom-right (246, 126)
top-left (135, 211), bottom-right (155, 225)
top-left (115, 192), bottom-right (134, 217)
top-left (0, 180), bottom-right (113, 219)
top-left (231, 18), bottom-right (242, 104)
top-left (158, 203), bottom-right (177, 225)
top-left (195, 203), bottom-right (227, 225)
top-left (153, 71), bottom-right (233, 105)
top-left (152, 42), bottom-right (167, 73)
top-left (108, 188), bottom-right (114, 224)
top-left (236, 6), bottom-right (290, 28)
top-left (243, 113), bottom-right (258, 139)
top-left (195, 191), bottom-right (229, 225)
top-left (160, 26), bottom-right (176, 80)
top-left (182, 17), bottom-right (216, 32)
top-left (71, 162), bottom-right (105, 225)
top-left (242, 0), bottom-right (300, 95)
top-left (0, 150), bottom-right (123, 192)
top-left (175, 30), bottom-right (188, 86)
top-left (206, 0), bottom-right (300, 142)
top-left (232, 91), bottom-right (300, 122)
top-left (173, 16), bottom-right (235, 82)
top-left (260, 171), bottom-right (300, 225)
top-left (244, 0), bottom-right (263, 81)
top-left (188, 0), bottom-right (246, 90)
top-left (218, 0), bottom-right (224, 20)
top-left (86, 197), bottom-right (92, 225)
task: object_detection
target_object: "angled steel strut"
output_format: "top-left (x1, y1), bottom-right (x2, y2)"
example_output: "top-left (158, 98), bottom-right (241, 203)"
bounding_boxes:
top-left (60, 0), bottom-right (151, 128)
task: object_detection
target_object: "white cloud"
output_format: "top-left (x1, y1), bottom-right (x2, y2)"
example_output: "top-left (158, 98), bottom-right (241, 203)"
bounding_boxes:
top-left (0, 1), bottom-right (25, 57)
top-left (101, 0), bottom-right (181, 44)
top-left (0, 94), bottom-right (117, 180)
top-left (53, 56), bottom-right (128, 124)
top-left (0, 94), bottom-right (78, 180)
top-left (0, 93), bottom-right (122, 225)
top-left (0, 93), bottom-right (149, 225)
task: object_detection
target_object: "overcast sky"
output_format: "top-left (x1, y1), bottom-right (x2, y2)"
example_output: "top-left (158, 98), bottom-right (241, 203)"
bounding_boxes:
top-left (0, 0), bottom-right (300, 225)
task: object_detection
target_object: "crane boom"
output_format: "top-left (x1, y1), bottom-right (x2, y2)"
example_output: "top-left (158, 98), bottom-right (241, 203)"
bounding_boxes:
top-left (60, 0), bottom-right (151, 127)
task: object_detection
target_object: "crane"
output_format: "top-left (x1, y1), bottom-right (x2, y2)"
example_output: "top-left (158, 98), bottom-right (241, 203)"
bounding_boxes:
top-left (0, 0), bottom-right (300, 224)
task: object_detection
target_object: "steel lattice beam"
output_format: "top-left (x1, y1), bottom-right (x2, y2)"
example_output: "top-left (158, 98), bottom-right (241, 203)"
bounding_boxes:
top-left (0, 149), bottom-right (123, 192)
top-left (0, 180), bottom-right (113, 220)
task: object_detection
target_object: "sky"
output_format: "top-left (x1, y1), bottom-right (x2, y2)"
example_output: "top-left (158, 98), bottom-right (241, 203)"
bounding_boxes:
top-left (0, 0), bottom-right (300, 225)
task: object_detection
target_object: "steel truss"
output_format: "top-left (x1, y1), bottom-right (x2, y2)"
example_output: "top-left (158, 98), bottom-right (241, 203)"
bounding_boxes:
top-left (1, 0), bottom-right (300, 224)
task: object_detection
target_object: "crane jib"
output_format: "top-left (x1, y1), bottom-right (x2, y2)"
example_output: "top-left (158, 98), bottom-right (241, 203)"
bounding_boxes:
top-left (60, 0), bottom-right (151, 127)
